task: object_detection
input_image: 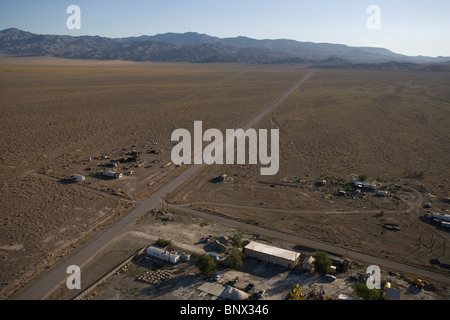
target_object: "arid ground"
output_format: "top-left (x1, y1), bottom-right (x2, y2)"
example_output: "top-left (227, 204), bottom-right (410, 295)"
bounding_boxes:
top-left (0, 56), bottom-right (449, 299)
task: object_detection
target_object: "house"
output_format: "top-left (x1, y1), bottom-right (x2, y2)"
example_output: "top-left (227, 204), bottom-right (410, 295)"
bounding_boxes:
top-left (146, 245), bottom-right (180, 264)
top-left (243, 242), bottom-right (301, 269)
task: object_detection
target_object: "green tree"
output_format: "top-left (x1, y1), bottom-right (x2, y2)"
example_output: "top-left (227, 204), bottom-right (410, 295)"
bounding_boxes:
top-left (353, 282), bottom-right (380, 300)
top-left (230, 232), bottom-right (245, 248)
top-left (313, 251), bottom-right (332, 275)
top-left (227, 248), bottom-right (243, 269)
top-left (195, 254), bottom-right (217, 276)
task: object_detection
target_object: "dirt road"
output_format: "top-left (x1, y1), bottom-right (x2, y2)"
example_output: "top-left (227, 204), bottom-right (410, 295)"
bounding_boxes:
top-left (14, 71), bottom-right (315, 300)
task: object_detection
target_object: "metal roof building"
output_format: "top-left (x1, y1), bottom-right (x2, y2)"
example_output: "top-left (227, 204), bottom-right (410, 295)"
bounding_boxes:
top-left (243, 241), bottom-right (301, 268)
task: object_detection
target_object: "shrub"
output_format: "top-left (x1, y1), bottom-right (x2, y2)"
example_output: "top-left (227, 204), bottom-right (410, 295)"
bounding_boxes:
top-left (353, 282), bottom-right (381, 300)
top-left (195, 254), bottom-right (217, 276)
top-left (313, 251), bottom-right (332, 275)
top-left (227, 248), bottom-right (243, 269)
top-left (156, 238), bottom-right (172, 248)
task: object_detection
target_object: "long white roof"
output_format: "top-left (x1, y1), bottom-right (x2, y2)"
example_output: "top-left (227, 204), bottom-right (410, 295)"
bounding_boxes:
top-left (245, 241), bottom-right (300, 262)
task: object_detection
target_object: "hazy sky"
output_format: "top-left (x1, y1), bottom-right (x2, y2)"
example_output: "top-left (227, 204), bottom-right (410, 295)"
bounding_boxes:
top-left (1, 0), bottom-right (449, 57)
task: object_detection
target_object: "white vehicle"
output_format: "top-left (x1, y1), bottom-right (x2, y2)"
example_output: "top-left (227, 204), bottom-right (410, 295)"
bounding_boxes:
top-left (325, 274), bottom-right (336, 281)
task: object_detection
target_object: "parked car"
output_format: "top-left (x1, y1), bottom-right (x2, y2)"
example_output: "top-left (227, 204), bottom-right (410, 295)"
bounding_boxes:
top-left (325, 274), bottom-right (336, 281)
top-left (214, 274), bottom-right (223, 282)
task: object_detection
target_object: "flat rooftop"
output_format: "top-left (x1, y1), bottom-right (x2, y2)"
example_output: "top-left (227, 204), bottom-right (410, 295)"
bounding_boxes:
top-left (244, 241), bottom-right (300, 262)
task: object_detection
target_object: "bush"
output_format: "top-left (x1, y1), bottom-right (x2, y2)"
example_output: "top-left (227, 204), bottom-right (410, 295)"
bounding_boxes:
top-left (227, 248), bottom-right (243, 269)
top-left (358, 174), bottom-right (375, 181)
top-left (230, 232), bottom-right (245, 248)
top-left (353, 282), bottom-right (381, 300)
top-left (195, 254), bottom-right (217, 276)
top-left (313, 251), bottom-right (332, 275)
top-left (156, 238), bottom-right (172, 248)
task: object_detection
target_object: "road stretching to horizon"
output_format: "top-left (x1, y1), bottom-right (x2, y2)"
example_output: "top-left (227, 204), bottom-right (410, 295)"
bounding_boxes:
top-left (14, 70), bottom-right (315, 300)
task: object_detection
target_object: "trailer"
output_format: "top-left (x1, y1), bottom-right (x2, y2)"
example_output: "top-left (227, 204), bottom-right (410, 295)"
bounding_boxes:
top-left (432, 213), bottom-right (450, 222)
top-left (103, 170), bottom-right (122, 179)
top-left (73, 174), bottom-right (85, 181)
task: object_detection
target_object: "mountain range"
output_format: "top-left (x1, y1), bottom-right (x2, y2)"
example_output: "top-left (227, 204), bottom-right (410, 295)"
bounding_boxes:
top-left (1, 28), bottom-right (449, 70)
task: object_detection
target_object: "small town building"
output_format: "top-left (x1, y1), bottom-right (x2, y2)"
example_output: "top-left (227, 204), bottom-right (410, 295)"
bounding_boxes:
top-left (243, 241), bottom-right (301, 268)
top-left (146, 245), bottom-right (180, 264)
top-left (302, 255), bottom-right (315, 272)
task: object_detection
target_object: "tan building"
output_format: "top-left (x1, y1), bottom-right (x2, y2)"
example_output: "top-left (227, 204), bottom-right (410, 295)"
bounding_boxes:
top-left (243, 241), bottom-right (301, 268)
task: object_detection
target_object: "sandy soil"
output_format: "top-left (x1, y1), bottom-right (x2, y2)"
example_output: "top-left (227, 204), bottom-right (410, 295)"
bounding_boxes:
top-left (0, 57), bottom-right (310, 299)
top-left (78, 210), bottom-right (450, 300)
top-left (1, 57), bottom-right (449, 299)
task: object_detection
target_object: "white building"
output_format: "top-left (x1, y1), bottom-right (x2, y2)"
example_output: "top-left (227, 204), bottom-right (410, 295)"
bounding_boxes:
top-left (244, 242), bottom-right (301, 268)
top-left (146, 246), bottom-right (180, 264)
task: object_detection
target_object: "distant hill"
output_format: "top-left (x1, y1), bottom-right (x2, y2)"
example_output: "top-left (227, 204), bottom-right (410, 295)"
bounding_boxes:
top-left (1, 28), bottom-right (449, 70)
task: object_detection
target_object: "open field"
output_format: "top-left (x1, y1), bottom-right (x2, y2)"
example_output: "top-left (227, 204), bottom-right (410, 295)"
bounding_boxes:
top-left (167, 70), bottom-right (450, 275)
top-left (1, 57), bottom-right (449, 299)
top-left (0, 56), bottom-right (311, 298)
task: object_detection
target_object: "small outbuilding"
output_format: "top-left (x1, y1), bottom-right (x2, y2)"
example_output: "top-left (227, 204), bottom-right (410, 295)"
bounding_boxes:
top-left (302, 255), bottom-right (315, 272)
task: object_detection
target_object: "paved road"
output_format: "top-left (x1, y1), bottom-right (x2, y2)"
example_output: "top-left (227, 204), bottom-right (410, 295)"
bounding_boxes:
top-left (170, 204), bottom-right (450, 286)
top-left (14, 70), bottom-right (315, 300)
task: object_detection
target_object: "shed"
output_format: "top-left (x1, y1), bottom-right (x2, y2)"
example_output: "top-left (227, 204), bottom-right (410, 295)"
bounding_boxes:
top-left (302, 256), bottom-right (315, 272)
top-left (244, 242), bottom-right (301, 268)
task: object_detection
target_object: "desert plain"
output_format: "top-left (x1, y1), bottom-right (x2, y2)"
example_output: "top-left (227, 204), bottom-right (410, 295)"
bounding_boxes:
top-left (0, 56), bottom-right (449, 299)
